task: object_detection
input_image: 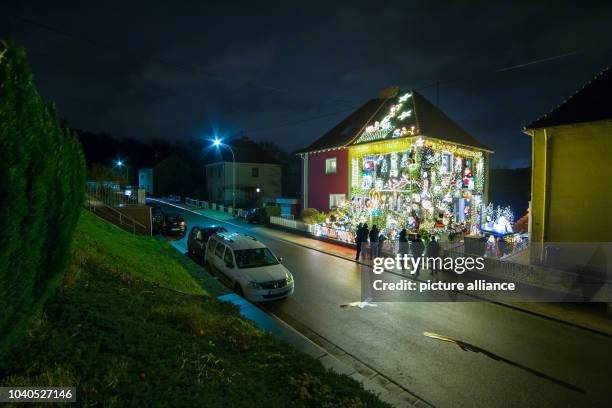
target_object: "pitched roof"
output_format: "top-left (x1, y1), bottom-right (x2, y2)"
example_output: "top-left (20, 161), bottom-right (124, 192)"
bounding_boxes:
top-left (525, 65), bottom-right (612, 130)
top-left (299, 89), bottom-right (492, 153)
top-left (298, 98), bottom-right (389, 153)
top-left (412, 91), bottom-right (492, 151)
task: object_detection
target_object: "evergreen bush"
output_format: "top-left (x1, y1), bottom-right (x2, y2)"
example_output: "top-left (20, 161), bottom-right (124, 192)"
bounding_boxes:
top-left (0, 40), bottom-right (85, 357)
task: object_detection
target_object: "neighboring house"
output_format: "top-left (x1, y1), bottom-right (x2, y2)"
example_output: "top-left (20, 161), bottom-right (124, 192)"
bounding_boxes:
top-left (205, 138), bottom-right (281, 207)
top-left (298, 86), bottom-right (493, 235)
top-left (524, 66), bottom-right (612, 263)
top-left (138, 153), bottom-right (194, 197)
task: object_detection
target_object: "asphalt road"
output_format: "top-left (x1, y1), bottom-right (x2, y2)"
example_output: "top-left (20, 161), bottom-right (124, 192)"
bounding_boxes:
top-left (152, 200), bottom-right (612, 408)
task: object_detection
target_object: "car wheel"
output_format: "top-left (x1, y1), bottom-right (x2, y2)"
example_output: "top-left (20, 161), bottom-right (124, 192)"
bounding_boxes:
top-left (234, 283), bottom-right (244, 297)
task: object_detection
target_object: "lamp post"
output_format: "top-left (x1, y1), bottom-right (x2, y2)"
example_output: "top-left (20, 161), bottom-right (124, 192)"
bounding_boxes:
top-left (212, 138), bottom-right (235, 212)
top-left (115, 160), bottom-right (128, 185)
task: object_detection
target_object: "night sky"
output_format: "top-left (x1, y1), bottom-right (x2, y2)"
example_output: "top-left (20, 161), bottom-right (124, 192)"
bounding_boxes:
top-left (2, 1), bottom-right (612, 168)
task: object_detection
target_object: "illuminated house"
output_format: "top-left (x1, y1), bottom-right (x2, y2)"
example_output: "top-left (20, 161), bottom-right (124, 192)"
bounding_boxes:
top-left (524, 66), bottom-right (612, 263)
top-left (299, 87), bottom-right (493, 238)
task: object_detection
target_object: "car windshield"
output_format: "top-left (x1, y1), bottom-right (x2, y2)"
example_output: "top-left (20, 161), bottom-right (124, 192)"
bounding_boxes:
top-left (165, 215), bottom-right (180, 222)
top-left (233, 248), bottom-right (279, 269)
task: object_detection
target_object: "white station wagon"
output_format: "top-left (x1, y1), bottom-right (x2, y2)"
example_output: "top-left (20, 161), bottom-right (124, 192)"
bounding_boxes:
top-left (205, 232), bottom-right (294, 302)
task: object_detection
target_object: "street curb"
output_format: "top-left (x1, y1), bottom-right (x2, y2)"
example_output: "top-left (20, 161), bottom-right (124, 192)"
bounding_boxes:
top-left (157, 199), bottom-right (612, 339)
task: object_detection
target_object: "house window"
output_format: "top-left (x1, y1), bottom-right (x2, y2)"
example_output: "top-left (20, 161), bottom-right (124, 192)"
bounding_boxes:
top-left (442, 153), bottom-right (452, 173)
top-left (325, 157), bottom-right (337, 174)
top-left (465, 158), bottom-right (473, 171)
top-left (252, 167), bottom-right (259, 177)
top-left (329, 194), bottom-right (345, 209)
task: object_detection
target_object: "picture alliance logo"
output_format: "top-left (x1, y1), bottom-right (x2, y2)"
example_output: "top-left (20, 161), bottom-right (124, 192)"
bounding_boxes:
top-left (372, 255), bottom-right (486, 275)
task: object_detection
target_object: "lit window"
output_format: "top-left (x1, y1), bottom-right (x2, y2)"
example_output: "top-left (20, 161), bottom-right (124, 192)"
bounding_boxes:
top-left (252, 168), bottom-right (259, 177)
top-left (325, 158), bottom-right (337, 174)
top-left (465, 158), bottom-right (473, 171)
top-left (329, 194), bottom-right (345, 209)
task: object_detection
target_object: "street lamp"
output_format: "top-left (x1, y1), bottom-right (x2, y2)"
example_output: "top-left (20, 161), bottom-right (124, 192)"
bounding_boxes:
top-left (115, 159), bottom-right (128, 185)
top-left (212, 138), bottom-right (235, 212)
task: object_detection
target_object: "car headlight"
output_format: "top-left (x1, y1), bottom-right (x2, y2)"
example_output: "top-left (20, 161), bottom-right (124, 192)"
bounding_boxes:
top-left (247, 281), bottom-right (262, 289)
top-left (285, 272), bottom-right (294, 284)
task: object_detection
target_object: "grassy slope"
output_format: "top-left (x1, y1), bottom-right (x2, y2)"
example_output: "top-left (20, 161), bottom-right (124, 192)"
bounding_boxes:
top-left (71, 211), bottom-right (205, 295)
top-left (1, 211), bottom-right (389, 407)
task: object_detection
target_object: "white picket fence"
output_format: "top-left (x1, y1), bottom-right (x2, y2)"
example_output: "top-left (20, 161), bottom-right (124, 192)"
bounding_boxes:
top-left (184, 197), bottom-right (245, 217)
top-left (269, 216), bottom-right (314, 233)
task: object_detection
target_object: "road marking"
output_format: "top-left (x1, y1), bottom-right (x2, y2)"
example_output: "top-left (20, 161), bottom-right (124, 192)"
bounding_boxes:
top-left (422, 331), bottom-right (585, 394)
top-left (340, 297), bottom-right (378, 309)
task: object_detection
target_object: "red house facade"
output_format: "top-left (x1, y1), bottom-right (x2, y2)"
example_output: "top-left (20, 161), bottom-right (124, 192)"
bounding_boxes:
top-left (304, 148), bottom-right (349, 212)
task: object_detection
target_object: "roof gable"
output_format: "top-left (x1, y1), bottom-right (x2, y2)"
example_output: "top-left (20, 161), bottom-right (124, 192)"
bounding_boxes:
top-left (525, 66), bottom-right (612, 130)
top-left (298, 98), bottom-right (388, 153)
top-left (300, 88), bottom-right (492, 154)
top-left (412, 91), bottom-right (492, 151)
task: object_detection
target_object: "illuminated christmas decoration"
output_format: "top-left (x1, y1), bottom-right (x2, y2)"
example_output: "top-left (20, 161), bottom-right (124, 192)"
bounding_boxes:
top-left (481, 203), bottom-right (514, 236)
top-left (304, 89), bottom-right (492, 243)
top-left (390, 152), bottom-right (398, 177)
top-left (353, 93), bottom-right (416, 144)
top-left (399, 92), bottom-right (412, 102)
top-left (351, 157), bottom-right (360, 187)
top-left (397, 110), bottom-right (412, 121)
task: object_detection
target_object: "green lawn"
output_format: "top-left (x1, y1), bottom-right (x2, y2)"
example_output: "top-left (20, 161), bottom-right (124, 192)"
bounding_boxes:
top-left (0, 211), bottom-right (389, 407)
top-left (71, 211), bottom-right (206, 295)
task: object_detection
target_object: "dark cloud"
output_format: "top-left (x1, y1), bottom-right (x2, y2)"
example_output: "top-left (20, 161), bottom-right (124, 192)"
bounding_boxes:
top-left (2, 0), bottom-right (612, 167)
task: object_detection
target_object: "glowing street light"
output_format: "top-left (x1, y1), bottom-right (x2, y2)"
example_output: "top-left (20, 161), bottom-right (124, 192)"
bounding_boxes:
top-left (115, 159), bottom-right (128, 184)
top-left (211, 138), bottom-right (235, 212)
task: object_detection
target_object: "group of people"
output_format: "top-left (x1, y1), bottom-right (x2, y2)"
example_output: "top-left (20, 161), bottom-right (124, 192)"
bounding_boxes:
top-left (355, 225), bottom-right (441, 274)
top-left (354, 224), bottom-right (386, 260)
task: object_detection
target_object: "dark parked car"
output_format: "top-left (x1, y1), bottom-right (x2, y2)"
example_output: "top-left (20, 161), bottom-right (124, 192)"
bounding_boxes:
top-left (187, 225), bottom-right (228, 263)
top-left (151, 205), bottom-right (163, 234)
top-left (161, 213), bottom-right (186, 236)
top-left (245, 208), bottom-right (263, 224)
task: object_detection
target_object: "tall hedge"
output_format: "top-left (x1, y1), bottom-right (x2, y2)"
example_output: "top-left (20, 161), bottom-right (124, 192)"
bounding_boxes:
top-left (0, 40), bottom-right (85, 357)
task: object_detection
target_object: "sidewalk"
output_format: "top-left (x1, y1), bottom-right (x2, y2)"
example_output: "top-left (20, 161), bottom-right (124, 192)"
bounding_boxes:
top-left (179, 201), bottom-right (612, 338)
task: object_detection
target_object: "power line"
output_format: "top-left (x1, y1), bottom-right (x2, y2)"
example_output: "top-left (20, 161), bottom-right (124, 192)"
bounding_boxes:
top-left (0, 10), bottom-right (358, 105)
top-left (244, 105), bottom-right (361, 134)
top-left (415, 50), bottom-right (587, 91)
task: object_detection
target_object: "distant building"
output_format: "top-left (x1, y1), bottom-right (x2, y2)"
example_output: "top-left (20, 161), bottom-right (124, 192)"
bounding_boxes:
top-left (138, 153), bottom-right (194, 196)
top-left (524, 66), bottom-right (612, 263)
top-left (205, 138), bottom-right (281, 207)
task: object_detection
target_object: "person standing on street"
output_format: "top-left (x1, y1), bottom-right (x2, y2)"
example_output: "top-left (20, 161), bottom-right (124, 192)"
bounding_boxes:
top-left (398, 228), bottom-right (409, 270)
top-left (354, 223), bottom-right (363, 260)
top-left (361, 224), bottom-right (369, 260)
top-left (409, 233), bottom-right (425, 275)
top-left (369, 225), bottom-right (380, 259)
top-left (427, 235), bottom-right (441, 273)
